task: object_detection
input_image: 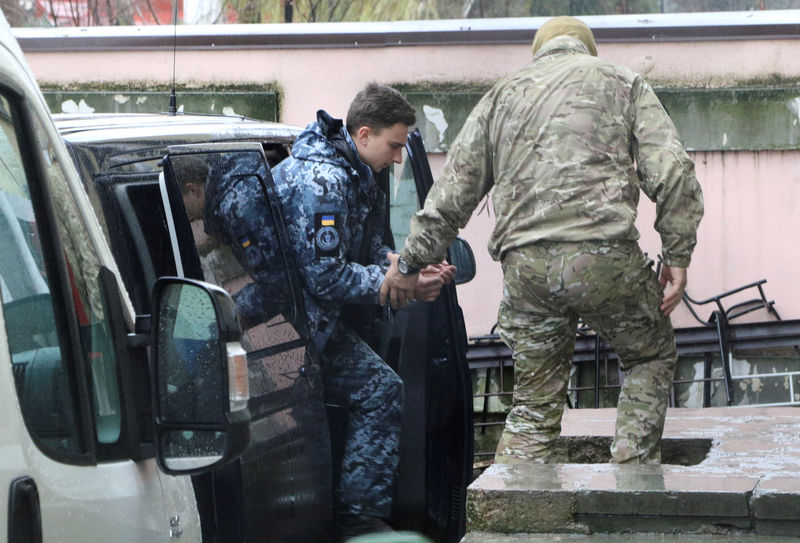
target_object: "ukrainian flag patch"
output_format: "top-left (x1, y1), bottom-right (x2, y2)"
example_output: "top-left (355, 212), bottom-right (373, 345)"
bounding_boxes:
top-left (314, 212), bottom-right (340, 258)
top-left (239, 237), bottom-right (252, 248)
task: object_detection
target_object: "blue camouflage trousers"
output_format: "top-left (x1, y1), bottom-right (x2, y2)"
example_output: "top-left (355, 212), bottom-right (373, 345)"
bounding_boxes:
top-left (322, 321), bottom-right (403, 518)
top-left (494, 241), bottom-right (678, 464)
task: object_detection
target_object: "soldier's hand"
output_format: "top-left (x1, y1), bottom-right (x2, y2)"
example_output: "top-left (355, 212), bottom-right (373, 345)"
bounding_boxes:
top-left (414, 266), bottom-right (447, 302)
top-left (433, 261), bottom-right (457, 285)
top-left (380, 252), bottom-right (419, 310)
top-left (411, 261), bottom-right (457, 302)
top-left (659, 264), bottom-right (687, 316)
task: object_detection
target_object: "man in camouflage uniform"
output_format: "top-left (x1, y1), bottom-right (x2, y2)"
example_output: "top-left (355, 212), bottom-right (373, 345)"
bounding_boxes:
top-left (271, 84), bottom-right (453, 540)
top-left (178, 151), bottom-right (295, 328)
top-left (381, 17), bottom-right (704, 464)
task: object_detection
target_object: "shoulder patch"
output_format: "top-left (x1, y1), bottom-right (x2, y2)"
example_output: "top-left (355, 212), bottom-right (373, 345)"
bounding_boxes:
top-left (314, 213), bottom-right (340, 257)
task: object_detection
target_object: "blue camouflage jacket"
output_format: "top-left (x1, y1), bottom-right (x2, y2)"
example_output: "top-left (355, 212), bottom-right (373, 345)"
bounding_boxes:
top-left (273, 110), bottom-right (393, 351)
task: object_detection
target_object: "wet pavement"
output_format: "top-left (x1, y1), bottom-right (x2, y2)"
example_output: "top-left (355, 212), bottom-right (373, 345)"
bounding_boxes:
top-left (466, 407), bottom-right (800, 537)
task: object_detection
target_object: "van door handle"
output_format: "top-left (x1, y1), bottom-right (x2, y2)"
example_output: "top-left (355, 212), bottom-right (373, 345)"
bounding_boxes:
top-left (8, 476), bottom-right (43, 543)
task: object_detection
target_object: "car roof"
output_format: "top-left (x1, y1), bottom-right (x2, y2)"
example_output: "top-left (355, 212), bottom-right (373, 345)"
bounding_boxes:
top-left (54, 112), bottom-right (303, 144)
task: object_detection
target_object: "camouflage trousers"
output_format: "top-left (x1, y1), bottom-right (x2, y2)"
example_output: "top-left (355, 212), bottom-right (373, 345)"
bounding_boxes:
top-left (494, 241), bottom-right (678, 465)
top-left (322, 321), bottom-right (403, 518)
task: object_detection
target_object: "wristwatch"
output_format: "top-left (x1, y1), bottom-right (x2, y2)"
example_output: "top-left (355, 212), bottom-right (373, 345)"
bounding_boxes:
top-left (397, 255), bottom-right (419, 275)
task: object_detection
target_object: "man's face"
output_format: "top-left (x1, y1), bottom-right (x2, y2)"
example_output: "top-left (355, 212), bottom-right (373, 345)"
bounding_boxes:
top-left (182, 181), bottom-right (206, 222)
top-left (354, 122), bottom-right (410, 173)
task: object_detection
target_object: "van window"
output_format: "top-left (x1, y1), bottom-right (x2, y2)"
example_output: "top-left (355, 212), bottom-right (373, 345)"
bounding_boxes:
top-left (390, 155), bottom-right (423, 249)
top-left (164, 149), bottom-right (310, 418)
top-left (0, 89), bottom-right (124, 462)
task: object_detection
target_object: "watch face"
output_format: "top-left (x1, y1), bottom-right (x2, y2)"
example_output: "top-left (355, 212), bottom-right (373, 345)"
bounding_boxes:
top-left (398, 258), bottom-right (409, 274)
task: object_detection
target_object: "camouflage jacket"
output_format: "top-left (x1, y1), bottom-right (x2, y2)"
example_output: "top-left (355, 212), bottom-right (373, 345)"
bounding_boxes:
top-left (401, 35), bottom-right (704, 269)
top-left (273, 110), bottom-right (392, 350)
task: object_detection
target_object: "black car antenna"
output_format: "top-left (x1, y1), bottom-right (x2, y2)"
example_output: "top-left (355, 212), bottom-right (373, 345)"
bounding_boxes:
top-left (168, 0), bottom-right (178, 115)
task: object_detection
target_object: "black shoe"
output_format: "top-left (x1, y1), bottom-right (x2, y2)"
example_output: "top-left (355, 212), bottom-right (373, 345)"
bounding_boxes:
top-left (336, 514), bottom-right (393, 542)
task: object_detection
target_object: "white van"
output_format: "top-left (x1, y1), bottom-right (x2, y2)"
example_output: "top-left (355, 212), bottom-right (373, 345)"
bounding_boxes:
top-left (0, 9), bottom-right (249, 542)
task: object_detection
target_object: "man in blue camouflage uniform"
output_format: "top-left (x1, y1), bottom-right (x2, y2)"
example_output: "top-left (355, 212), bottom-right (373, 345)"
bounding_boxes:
top-left (272, 84), bottom-right (453, 541)
top-left (178, 151), bottom-right (295, 329)
top-left (382, 17), bottom-right (704, 465)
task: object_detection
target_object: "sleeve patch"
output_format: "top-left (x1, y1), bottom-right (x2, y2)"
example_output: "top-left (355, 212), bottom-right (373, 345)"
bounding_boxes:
top-left (314, 213), bottom-right (340, 257)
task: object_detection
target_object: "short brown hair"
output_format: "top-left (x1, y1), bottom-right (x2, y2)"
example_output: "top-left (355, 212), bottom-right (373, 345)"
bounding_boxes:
top-left (346, 83), bottom-right (416, 136)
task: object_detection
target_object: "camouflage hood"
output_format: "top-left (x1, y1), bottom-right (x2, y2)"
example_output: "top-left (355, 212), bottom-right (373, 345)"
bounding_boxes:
top-left (203, 151), bottom-right (269, 239)
top-left (291, 109), bottom-right (366, 177)
top-left (533, 35), bottom-right (595, 61)
top-left (531, 15), bottom-right (597, 57)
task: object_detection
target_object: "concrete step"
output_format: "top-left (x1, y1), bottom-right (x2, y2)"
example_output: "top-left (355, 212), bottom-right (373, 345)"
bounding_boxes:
top-left (466, 407), bottom-right (800, 537)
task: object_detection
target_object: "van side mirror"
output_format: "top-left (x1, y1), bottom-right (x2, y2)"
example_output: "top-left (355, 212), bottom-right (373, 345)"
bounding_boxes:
top-left (449, 237), bottom-right (476, 285)
top-left (150, 277), bottom-right (250, 476)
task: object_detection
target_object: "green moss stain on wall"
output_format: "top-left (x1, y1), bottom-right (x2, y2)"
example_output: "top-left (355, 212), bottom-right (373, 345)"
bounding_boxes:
top-left (397, 83), bottom-right (800, 152)
top-left (657, 87), bottom-right (800, 151)
top-left (40, 84), bottom-right (281, 122)
top-left (38, 81), bottom-right (800, 151)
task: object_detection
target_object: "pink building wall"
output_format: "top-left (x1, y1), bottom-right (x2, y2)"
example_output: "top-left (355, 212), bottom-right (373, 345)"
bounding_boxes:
top-left (19, 22), bottom-right (800, 335)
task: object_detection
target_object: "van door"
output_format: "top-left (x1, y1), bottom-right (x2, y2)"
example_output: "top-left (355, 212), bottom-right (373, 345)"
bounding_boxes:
top-left (0, 68), bottom-right (197, 541)
top-left (380, 129), bottom-right (475, 543)
top-left (160, 143), bottom-right (334, 542)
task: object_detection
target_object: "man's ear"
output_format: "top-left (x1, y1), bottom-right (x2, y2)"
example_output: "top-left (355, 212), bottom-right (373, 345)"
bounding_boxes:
top-left (356, 125), bottom-right (371, 147)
